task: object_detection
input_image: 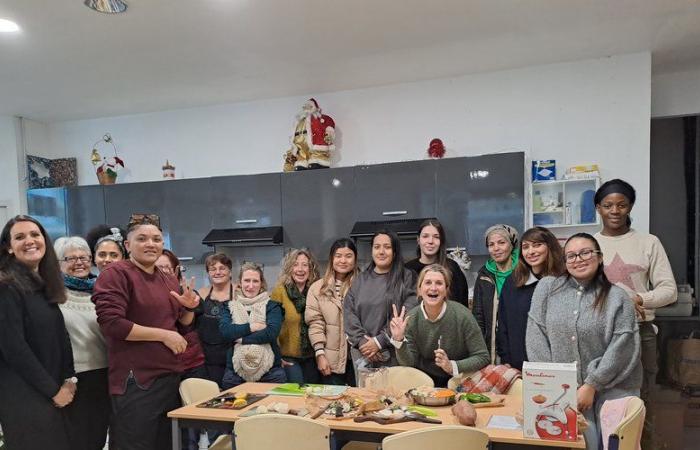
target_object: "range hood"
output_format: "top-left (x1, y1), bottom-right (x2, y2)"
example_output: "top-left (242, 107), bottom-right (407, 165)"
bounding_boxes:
top-left (202, 226), bottom-right (283, 247)
top-left (350, 218), bottom-right (436, 240)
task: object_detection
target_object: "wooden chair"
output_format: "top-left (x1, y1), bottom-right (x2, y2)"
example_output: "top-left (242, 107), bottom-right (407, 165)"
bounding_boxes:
top-left (606, 397), bottom-right (646, 450)
top-left (234, 413), bottom-right (331, 450)
top-left (384, 366), bottom-right (434, 391)
top-left (178, 378), bottom-right (233, 450)
top-left (382, 425), bottom-right (489, 450)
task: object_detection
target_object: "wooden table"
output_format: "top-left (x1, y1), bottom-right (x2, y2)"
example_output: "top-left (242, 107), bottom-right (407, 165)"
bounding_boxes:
top-left (167, 382), bottom-right (585, 450)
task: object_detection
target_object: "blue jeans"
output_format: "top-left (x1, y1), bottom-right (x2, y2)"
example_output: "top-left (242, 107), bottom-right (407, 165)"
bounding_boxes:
top-left (221, 366), bottom-right (287, 390)
top-left (282, 357), bottom-right (321, 384)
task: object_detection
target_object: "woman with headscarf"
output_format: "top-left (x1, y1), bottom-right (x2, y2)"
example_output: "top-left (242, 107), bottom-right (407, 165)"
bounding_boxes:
top-left (593, 178), bottom-right (676, 449)
top-left (54, 236), bottom-right (110, 450)
top-left (472, 224), bottom-right (519, 363)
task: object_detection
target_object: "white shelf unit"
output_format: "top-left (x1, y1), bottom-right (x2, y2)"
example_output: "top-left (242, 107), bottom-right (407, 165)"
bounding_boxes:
top-left (531, 177), bottom-right (600, 229)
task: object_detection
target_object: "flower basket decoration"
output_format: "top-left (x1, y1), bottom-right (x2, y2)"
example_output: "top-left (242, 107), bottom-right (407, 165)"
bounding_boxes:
top-left (91, 133), bottom-right (124, 185)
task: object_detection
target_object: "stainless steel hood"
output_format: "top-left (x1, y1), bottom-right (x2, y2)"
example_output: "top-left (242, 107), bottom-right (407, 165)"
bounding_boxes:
top-left (202, 226), bottom-right (283, 247)
top-left (350, 218), bottom-right (436, 240)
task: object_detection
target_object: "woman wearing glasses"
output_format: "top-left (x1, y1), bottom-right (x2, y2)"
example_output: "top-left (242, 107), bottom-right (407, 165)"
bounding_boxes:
top-left (527, 233), bottom-right (642, 450)
top-left (0, 216), bottom-right (75, 450)
top-left (93, 215), bottom-right (200, 450)
top-left (54, 236), bottom-right (110, 450)
top-left (191, 253), bottom-right (236, 387)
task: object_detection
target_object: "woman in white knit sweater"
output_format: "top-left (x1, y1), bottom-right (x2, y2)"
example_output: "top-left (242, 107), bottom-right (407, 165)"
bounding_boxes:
top-left (55, 236), bottom-right (110, 450)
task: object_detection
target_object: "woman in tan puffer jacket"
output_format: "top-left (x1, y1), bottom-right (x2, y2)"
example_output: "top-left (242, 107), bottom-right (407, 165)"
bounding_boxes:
top-left (305, 238), bottom-right (359, 385)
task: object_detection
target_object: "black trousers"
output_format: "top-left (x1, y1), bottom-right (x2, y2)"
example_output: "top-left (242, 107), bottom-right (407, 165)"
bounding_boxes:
top-left (111, 373), bottom-right (181, 450)
top-left (63, 368), bottom-right (111, 450)
top-left (0, 371), bottom-right (71, 450)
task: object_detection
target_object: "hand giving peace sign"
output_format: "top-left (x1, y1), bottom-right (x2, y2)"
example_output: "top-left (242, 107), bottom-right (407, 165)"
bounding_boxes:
top-left (390, 304), bottom-right (409, 342)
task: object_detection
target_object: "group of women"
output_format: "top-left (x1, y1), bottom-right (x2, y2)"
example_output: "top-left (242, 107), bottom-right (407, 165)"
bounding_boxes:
top-left (0, 178), bottom-right (676, 450)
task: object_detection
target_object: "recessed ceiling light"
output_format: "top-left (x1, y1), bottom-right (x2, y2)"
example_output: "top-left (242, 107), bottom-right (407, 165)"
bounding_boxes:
top-left (84, 0), bottom-right (128, 14)
top-left (0, 18), bottom-right (20, 33)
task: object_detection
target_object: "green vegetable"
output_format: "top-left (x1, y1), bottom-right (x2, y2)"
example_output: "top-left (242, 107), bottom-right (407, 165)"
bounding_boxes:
top-left (406, 405), bottom-right (438, 417)
top-left (459, 393), bottom-right (491, 404)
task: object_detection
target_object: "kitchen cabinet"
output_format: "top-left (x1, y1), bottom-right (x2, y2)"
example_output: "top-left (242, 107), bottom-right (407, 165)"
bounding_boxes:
top-left (209, 173), bottom-right (282, 229)
top-left (65, 185), bottom-right (106, 237)
top-left (281, 167), bottom-right (355, 258)
top-left (164, 178), bottom-right (212, 262)
top-left (27, 187), bottom-right (67, 242)
top-left (353, 160), bottom-right (436, 221)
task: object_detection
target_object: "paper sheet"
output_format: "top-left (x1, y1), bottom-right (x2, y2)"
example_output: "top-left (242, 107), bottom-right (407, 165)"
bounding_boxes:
top-left (487, 415), bottom-right (522, 430)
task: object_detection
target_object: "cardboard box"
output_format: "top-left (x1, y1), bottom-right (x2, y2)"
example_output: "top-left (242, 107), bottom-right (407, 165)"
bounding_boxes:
top-left (687, 397), bottom-right (700, 427)
top-left (522, 361), bottom-right (578, 442)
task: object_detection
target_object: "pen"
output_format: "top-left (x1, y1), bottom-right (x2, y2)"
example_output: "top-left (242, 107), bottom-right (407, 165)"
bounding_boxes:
top-left (437, 335), bottom-right (442, 350)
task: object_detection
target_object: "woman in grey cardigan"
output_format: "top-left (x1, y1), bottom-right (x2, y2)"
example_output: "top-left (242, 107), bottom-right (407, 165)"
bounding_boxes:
top-left (526, 233), bottom-right (641, 450)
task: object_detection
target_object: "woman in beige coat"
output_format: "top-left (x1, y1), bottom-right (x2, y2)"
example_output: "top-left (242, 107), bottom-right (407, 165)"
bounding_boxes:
top-left (305, 238), bottom-right (359, 385)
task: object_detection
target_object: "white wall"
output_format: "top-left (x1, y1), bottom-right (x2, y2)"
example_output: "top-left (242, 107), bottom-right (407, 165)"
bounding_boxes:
top-left (652, 67), bottom-right (700, 118)
top-left (0, 116), bottom-right (24, 218)
top-left (42, 52), bottom-right (652, 231)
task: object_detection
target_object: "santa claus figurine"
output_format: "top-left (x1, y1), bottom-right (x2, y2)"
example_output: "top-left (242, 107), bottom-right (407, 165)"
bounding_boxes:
top-left (286, 98), bottom-right (336, 170)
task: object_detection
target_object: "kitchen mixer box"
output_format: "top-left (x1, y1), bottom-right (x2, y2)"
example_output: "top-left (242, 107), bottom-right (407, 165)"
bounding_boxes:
top-left (522, 361), bottom-right (578, 442)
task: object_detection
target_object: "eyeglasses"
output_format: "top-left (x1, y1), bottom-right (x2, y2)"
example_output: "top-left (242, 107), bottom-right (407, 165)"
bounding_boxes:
top-left (564, 249), bottom-right (600, 263)
top-left (63, 256), bottom-right (92, 264)
top-left (127, 213), bottom-right (161, 231)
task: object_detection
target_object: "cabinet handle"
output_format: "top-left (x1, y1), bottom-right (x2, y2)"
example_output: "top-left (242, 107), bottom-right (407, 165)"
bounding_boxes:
top-left (235, 219), bottom-right (258, 224)
top-left (177, 257), bottom-right (194, 262)
top-left (382, 211), bottom-right (408, 216)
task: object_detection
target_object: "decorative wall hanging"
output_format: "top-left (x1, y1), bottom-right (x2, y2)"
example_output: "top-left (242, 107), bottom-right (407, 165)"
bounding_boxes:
top-left (162, 160), bottom-right (176, 179)
top-left (284, 98), bottom-right (336, 171)
top-left (91, 133), bottom-right (124, 185)
top-left (27, 155), bottom-right (78, 189)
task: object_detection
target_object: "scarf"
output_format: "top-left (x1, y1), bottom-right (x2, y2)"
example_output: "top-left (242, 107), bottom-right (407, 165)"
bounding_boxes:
top-left (285, 284), bottom-right (312, 357)
top-left (485, 248), bottom-right (520, 295)
top-left (62, 273), bottom-right (96, 293)
top-left (229, 290), bottom-right (275, 382)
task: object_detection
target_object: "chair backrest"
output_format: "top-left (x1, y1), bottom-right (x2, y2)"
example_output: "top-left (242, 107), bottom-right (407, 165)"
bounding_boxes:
top-left (234, 414), bottom-right (330, 450)
top-left (508, 378), bottom-right (523, 397)
top-left (608, 397), bottom-right (646, 450)
top-left (179, 378), bottom-right (220, 405)
top-left (384, 366), bottom-right (434, 391)
top-left (382, 425), bottom-right (489, 450)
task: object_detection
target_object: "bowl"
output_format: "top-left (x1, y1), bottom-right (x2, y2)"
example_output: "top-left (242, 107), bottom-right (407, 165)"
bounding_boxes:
top-left (408, 388), bottom-right (456, 406)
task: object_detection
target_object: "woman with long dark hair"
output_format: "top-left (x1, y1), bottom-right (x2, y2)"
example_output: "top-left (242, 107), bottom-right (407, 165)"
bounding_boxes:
top-left (405, 219), bottom-right (469, 307)
top-left (306, 238), bottom-right (359, 385)
top-left (0, 215), bottom-right (75, 450)
top-left (593, 179), bottom-right (676, 449)
top-left (343, 230), bottom-right (419, 377)
top-left (496, 226), bottom-right (564, 370)
top-left (527, 233), bottom-right (642, 450)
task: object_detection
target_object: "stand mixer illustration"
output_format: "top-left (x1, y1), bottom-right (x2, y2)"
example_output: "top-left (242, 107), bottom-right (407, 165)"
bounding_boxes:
top-left (533, 384), bottom-right (577, 440)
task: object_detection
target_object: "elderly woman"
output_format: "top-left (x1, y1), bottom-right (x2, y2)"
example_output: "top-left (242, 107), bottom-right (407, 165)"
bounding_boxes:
top-left (390, 264), bottom-right (489, 387)
top-left (0, 215), bottom-right (75, 450)
top-left (271, 248), bottom-right (321, 384)
top-left (93, 214), bottom-right (200, 450)
top-left (86, 225), bottom-right (126, 272)
top-left (472, 224), bottom-right (519, 363)
top-left (54, 236), bottom-right (110, 450)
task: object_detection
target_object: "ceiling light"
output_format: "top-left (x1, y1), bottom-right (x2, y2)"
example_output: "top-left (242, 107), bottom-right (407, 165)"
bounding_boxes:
top-left (0, 18), bottom-right (20, 33)
top-left (84, 0), bottom-right (128, 14)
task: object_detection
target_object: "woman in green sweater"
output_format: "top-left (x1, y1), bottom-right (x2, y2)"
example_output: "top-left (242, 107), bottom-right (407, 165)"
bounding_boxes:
top-left (390, 264), bottom-right (489, 387)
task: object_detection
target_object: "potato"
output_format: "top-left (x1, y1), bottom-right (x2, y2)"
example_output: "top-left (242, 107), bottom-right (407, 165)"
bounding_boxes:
top-left (451, 400), bottom-right (477, 426)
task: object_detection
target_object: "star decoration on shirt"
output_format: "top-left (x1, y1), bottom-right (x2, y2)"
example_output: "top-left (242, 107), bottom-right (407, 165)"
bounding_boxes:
top-left (604, 253), bottom-right (645, 291)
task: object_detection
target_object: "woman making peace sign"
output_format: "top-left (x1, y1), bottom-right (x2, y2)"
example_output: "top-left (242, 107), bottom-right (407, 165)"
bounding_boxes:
top-left (390, 264), bottom-right (489, 387)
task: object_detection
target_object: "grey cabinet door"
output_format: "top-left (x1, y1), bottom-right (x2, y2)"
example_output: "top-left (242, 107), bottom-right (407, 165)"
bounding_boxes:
top-left (210, 173), bottom-right (282, 228)
top-left (164, 178), bottom-right (212, 262)
top-left (27, 187), bottom-right (67, 242)
top-left (66, 185), bottom-right (106, 237)
top-left (353, 160), bottom-right (437, 221)
top-left (281, 167), bottom-right (355, 258)
top-left (103, 182), bottom-right (168, 230)
top-left (437, 152), bottom-right (524, 255)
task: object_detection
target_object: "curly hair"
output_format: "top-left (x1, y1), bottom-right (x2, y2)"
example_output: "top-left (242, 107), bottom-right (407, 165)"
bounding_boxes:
top-left (276, 248), bottom-right (320, 290)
